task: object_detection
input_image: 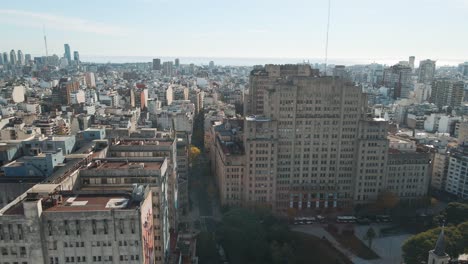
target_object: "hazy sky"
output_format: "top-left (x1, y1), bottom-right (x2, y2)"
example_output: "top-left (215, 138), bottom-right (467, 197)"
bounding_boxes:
top-left (1, 0), bottom-right (467, 64)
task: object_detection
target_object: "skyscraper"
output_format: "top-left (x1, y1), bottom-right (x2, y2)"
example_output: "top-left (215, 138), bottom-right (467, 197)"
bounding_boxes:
top-left (152, 58), bottom-right (161, 70)
top-left (17, 50), bottom-right (24, 65)
top-left (430, 78), bottom-right (464, 108)
top-left (0, 53), bottom-right (4, 65)
top-left (243, 64), bottom-right (384, 211)
top-left (383, 64), bottom-right (412, 99)
top-left (9, 50), bottom-right (17, 65)
top-left (162, 61), bottom-right (173, 76)
top-left (73, 51), bottom-right (80, 62)
top-left (409, 56), bottom-right (415, 71)
top-left (25, 54), bottom-right (32, 64)
top-left (64, 43), bottom-right (72, 64)
top-left (175, 58), bottom-right (180, 67)
top-left (418, 59), bottom-right (436, 84)
top-left (2, 52), bottom-right (8, 65)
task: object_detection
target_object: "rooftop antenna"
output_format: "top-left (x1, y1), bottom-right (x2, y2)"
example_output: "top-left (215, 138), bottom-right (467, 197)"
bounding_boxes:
top-left (42, 24), bottom-right (49, 64)
top-left (43, 25), bottom-right (49, 64)
top-left (324, 0), bottom-right (331, 75)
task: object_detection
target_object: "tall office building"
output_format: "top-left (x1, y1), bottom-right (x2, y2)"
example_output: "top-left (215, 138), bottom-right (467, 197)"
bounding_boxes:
top-left (430, 78), bottom-right (464, 108)
top-left (10, 49), bottom-right (17, 65)
top-left (152, 58), bottom-right (161, 70)
top-left (0, 53), bottom-right (3, 65)
top-left (25, 54), bottom-right (32, 65)
top-left (175, 58), bottom-right (180, 67)
top-left (64, 44), bottom-right (72, 64)
top-left (383, 64), bottom-right (412, 99)
top-left (162, 61), bottom-right (173, 76)
top-left (409, 56), bottom-right (415, 71)
top-left (52, 77), bottom-right (80, 105)
top-left (2, 52), bottom-right (8, 65)
top-left (418, 59), bottom-right (436, 84)
top-left (85, 72), bottom-right (96, 88)
top-left (243, 64), bottom-right (386, 211)
top-left (74, 51), bottom-right (80, 62)
top-left (17, 50), bottom-right (24, 65)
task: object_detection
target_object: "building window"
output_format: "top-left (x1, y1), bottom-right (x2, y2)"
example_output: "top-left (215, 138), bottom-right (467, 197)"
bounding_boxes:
top-left (92, 220), bottom-right (97, 235)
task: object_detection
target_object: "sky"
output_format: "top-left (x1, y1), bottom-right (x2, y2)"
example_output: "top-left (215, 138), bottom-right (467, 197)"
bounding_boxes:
top-left (0, 0), bottom-right (467, 65)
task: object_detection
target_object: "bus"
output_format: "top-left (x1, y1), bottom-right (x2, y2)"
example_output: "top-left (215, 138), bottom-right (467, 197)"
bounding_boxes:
top-left (336, 216), bottom-right (357, 223)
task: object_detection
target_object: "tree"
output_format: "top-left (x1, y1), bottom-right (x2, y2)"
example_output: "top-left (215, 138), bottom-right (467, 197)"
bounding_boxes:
top-left (376, 191), bottom-right (399, 212)
top-left (402, 225), bottom-right (464, 264)
top-left (364, 227), bottom-right (377, 248)
top-left (196, 231), bottom-right (219, 264)
top-left (445, 202), bottom-right (468, 225)
top-left (189, 145), bottom-right (201, 163)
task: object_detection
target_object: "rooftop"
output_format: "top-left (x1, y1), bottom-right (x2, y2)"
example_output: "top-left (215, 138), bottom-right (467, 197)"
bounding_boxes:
top-left (44, 194), bottom-right (136, 212)
top-left (84, 159), bottom-right (164, 170)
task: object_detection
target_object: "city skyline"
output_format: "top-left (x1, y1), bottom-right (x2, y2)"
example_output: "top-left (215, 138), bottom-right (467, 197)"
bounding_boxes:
top-left (1, 0), bottom-right (468, 65)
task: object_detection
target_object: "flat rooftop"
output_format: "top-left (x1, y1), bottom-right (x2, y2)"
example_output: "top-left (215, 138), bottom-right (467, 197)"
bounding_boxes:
top-left (85, 160), bottom-right (163, 170)
top-left (44, 194), bottom-right (136, 212)
top-left (113, 140), bottom-right (173, 146)
top-left (388, 135), bottom-right (412, 144)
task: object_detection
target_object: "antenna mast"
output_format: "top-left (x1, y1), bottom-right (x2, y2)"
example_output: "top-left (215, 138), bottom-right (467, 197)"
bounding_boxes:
top-left (324, 0), bottom-right (331, 75)
top-left (43, 25), bottom-right (49, 64)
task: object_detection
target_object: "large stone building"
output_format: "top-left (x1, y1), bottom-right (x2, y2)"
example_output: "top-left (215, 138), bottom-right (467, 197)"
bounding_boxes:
top-left (210, 65), bottom-right (432, 213)
top-left (0, 184), bottom-right (154, 264)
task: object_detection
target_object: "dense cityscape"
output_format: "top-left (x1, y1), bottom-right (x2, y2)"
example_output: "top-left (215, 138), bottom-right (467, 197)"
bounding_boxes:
top-left (1, 1), bottom-right (468, 262)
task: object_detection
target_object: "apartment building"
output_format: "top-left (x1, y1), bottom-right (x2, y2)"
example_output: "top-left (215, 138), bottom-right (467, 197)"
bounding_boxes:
top-left (210, 119), bottom-right (245, 206)
top-left (0, 184), bottom-right (153, 264)
top-left (445, 145), bottom-right (468, 199)
top-left (78, 158), bottom-right (168, 263)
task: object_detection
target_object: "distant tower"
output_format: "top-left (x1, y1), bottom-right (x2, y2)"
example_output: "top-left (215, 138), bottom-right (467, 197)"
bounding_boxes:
top-left (43, 25), bottom-right (49, 65)
top-left (2, 52), bottom-right (8, 65)
top-left (209, 61), bottom-right (215, 68)
top-left (175, 58), bottom-right (180, 68)
top-left (152, 58), bottom-right (161, 70)
top-left (409, 56), bottom-right (415, 71)
top-left (74, 51), bottom-right (80, 62)
top-left (9, 50), bottom-right (17, 65)
top-left (427, 226), bottom-right (450, 264)
top-left (64, 44), bottom-right (72, 64)
top-left (17, 50), bottom-right (24, 65)
top-left (25, 54), bottom-right (32, 64)
top-left (418, 59), bottom-right (436, 84)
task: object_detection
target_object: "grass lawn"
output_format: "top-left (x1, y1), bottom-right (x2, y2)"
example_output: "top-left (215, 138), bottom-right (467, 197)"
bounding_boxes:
top-left (329, 231), bottom-right (380, 260)
top-left (291, 232), bottom-right (353, 264)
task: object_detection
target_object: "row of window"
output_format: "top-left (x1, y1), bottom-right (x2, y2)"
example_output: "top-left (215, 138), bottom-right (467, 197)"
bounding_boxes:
top-left (0, 246), bottom-right (26, 256)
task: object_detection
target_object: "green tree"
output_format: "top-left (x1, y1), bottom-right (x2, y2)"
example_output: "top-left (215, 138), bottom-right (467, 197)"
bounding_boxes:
top-left (196, 231), bottom-right (219, 264)
top-left (402, 225), bottom-right (464, 264)
top-left (218, 208), bottom-right (270, 264)
top-left (445, 203), bottom-right (468, 225)
top-left (364, 227), bottom-right (377, 248)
